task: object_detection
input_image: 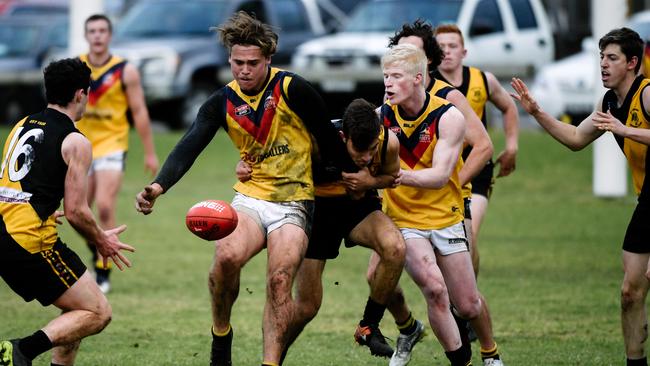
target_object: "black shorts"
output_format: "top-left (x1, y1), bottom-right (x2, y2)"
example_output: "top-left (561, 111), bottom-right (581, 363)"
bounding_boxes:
top-left (623, 200), bottom-right (650, 253)
top-left (471, 160), bottom-right (495, 199)
top-left (0, 237), bottom-right (87, 306)
top-left (306, 191), bottom-right (382, 260)
top-left (463, 197), bottom-right (472, 220)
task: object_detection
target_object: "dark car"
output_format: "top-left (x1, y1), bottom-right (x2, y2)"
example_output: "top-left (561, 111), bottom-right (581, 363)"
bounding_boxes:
top-left (110, 0), bottom-right (327, 128)
top-left (0, 15), bottom-right (67, 123)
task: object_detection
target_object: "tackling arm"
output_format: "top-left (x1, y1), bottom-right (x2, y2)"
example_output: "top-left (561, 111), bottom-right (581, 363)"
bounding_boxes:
top-left (399, 106), bottom-right (465, 189)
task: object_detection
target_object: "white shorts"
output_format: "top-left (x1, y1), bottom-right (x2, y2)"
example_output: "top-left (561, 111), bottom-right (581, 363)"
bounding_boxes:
top-left (401, 222), bottom-right (469, 256)
top-left (89, 151), bottom-right (126, 174)
top-left (231, 192), bottom-right (314, 236)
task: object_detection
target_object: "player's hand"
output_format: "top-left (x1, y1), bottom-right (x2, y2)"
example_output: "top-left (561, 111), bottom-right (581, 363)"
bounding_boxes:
top-left (144, 153), bottom-right (159, 177)
top-left (52, 210), bottom-right (65, 225)
top-left (510, 78), bottom-right (541, 116)
top-left (135, 183), bottom-right (163, 215)
top-left (342, 167), bottom-right (373, 193)
top-left (235, 160), bottom-right (252, 182)
top-left (96, 224), bottom-right (135, 271)
top-left (392, 169), bottom-right (404, 187)
top-left (495, 149), bottom-right (517, 177)
top-left (593, 110), bottom-right (625, 135)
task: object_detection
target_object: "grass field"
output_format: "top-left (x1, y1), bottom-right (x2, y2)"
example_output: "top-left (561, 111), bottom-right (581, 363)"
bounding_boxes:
top-left (0, 127), bottom-right (643, 365)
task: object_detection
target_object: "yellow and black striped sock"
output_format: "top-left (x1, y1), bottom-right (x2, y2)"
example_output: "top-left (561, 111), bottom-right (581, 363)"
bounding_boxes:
top-left (396, 312), bottom-right (417, 335)
top-left (480, 342), bottom-right (500, 360)
top-left (212, 324), bottom-right (232, 337)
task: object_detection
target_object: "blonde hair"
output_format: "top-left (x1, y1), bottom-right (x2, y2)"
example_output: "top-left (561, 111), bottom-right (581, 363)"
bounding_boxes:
top-left (381, 43), bottom-right (428, 79)
top-left (214, 11), bottom-right (278, 56)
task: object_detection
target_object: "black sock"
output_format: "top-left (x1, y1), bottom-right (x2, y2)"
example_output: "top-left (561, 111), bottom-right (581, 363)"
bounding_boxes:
top-left (627, 357), bottom-right (648, 366)
top-left (451, 309), bottom-right (470, 347)
top-left (396, 312), bottom-right (417, 335)
top-left (445, 342), bottom-right (472, 366)
top-left (18, 330), bottom-right (52, 361)
top-left (360, 297), bottom-right (386, 327)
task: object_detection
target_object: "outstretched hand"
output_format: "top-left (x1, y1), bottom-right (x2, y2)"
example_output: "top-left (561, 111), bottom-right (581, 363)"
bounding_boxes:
top-left (135, 184), bottom-right (163, 215)
top-left (96, 224), bottom-right (135, 271)
top-left (510, 78), bottom-right (541, 116)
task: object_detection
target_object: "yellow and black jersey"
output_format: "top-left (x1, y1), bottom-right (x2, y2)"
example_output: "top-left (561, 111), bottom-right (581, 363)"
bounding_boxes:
top-left (76, 54), bottom-right (129, 159)
top-left (435, 66), bottom-right (489, 126)
top-left (153, 67), bottom-right (350, 203)
top-left (603, 76), bottom-right (650, 201)
top-left (381, 93), bottom-right (464, 230)
top-left (427, 76), bottom-right (455, 99)
top-left (315, 121), bottom-right (390, 197)
top-left (0, 109), bottom-right (79, 253)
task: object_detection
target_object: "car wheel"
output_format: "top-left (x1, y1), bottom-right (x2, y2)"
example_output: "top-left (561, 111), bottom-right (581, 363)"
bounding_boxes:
top-left (180, 82), bottom-right (215, 129)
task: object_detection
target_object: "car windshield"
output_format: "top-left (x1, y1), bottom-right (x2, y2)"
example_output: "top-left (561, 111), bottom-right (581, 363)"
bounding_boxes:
top-left (0, 23), bottom-right (40, 57)
top-left (115, 0), bottom-right (227, 39)
top-left (344, 0), bottom-right (462, 32)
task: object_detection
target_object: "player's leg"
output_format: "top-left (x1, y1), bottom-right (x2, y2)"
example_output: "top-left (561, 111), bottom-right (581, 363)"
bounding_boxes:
top-left (469, 194), bottom-right (488, 275)
top-left (209, 204), bottom-right (266, 366)
top-left (620, 201), bottom-right (650, 365)
top-left (351, 210), bottom-right (405, 306)
top-left (402, 235), bottom-right (458, 348)
top-left (0, 239), bottom-right (96, 365)
top-left (281, 258), bottom-right (326, 364)
top-left (350, 210), bottom-right (405, 358)
top-left (49, 272), bottom-right (112, 365)
top-left (621, 250), bottom-right (650, 363)
top-left (89, 155), bottom-right (125, 293)
top-left (264, 223), bottom-right (308, 364)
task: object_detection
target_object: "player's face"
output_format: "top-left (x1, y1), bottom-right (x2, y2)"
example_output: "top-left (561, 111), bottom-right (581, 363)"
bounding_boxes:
top-left (345, 136), bottom-right (379, 168)
top-left (600, 43), bottom-right (636, 89)
top-left (436, 32), bottom-right (466, 73)
top-left (229, 45), bottom-right (271, 93)
top-left (383, 63), bottom-right (418, 106)
top-left (84, 19), bottom-right (111, 55)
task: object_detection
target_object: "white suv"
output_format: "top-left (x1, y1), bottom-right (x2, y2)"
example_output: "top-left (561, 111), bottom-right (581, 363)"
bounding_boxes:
top-left (291, 0), bottom-right (554, 95)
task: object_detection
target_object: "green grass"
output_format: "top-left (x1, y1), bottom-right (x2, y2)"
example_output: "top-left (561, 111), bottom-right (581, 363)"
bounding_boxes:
top-left (0, 127), bottom-right (643, 365)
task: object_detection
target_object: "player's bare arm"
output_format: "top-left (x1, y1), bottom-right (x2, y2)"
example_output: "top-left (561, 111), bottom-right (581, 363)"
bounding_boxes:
top-left (511, 77), bottom-right (601, 150)
top-left (447, 89), bottom-right (493, 186)
top-left (486, 71), bottom-right (518, 177)
top-left (593, 86), bottom-right (650, 145)
top-left (124, 63), bottom-right (159, 176)
top-left (62, 132), bottom-right (134, 269)
top-left (400, 106), bottom-right (465, 188)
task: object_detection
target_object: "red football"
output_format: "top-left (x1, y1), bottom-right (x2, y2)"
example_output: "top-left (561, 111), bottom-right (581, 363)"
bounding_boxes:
top-left (185, 200), bottom-right (238, 241)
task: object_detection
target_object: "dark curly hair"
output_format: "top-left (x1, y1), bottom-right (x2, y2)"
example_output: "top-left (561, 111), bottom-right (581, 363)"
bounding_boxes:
top-left (388, 19), bottom-right (443, 72)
